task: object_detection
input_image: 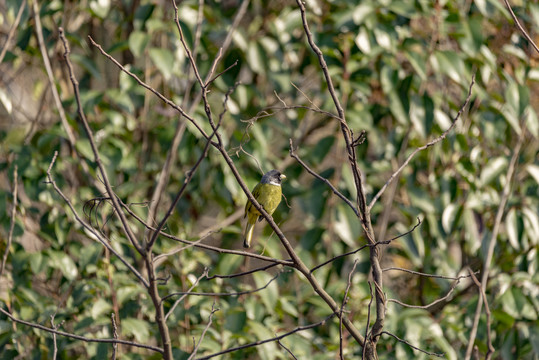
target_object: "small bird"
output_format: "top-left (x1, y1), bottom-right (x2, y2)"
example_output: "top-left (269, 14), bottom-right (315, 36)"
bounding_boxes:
top-left (243, 169), bottom-right (286, 248)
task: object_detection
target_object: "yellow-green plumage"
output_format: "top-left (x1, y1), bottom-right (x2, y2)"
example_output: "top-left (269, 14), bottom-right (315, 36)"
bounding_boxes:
top-left (243, 170), bottom-right (285, 248)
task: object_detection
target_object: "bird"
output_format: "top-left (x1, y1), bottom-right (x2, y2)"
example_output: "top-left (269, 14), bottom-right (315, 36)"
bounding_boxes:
top-left (243, 169), bottom-right (286, 248)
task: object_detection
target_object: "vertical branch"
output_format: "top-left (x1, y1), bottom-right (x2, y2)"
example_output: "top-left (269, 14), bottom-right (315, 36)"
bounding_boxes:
top-left (33, 1), bottom-right (78, 150)
top-left (58, 29), bottom-right (143, 256)
top-left (464, 133), bottom-right (523, 360)
top-left (0, 0), bottom-right (26, 64)
top-left (1, 165), bottom-right (18, 277)
top-left (294, 2), bottom-right (382, 357)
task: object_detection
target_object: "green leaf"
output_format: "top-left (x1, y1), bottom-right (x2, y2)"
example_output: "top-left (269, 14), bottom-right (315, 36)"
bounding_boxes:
top-left (89, 0), bottom-right (111, 19)
top-left (253, 272), bottom-right (279, 312)
top-left (75, 139), bottom-right (95, 161)
top-left (128, 31), bottom-right (149, 58)
top-left (505, 208), bottom-right (520, 250)
top-left (149, 48), bottom-right (174, 80)
top-left (47, 250), bottom-right (78, 281)
top-left (479, 157), bottom-right (507, 187)
top-left (122, 318), bottom-right (150, 342)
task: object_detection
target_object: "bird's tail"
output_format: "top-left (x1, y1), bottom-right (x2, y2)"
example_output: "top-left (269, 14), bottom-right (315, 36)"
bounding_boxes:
top-left (243, 222), bottom-right (255, 248)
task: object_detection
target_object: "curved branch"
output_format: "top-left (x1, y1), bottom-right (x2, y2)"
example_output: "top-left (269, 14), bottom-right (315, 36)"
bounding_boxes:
top-left (0, 307), bottom-right (163, 353)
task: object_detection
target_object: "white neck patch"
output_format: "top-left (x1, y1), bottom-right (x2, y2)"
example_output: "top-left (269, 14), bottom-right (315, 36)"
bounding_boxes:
top-left (268, 180), bottom-right (281, 186)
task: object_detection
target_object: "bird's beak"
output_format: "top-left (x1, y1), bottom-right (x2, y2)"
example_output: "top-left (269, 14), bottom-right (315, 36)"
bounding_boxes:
top-left (280, 174), bottom-right (286, 180)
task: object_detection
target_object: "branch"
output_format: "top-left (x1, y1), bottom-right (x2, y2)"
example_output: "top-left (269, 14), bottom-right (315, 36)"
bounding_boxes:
top-left (289, 139), bottom-right (359, 217)
top-left (310, 218), bottom-right (421, 273)
top-left (196, 314), bottom-right (336, 360)
top-left (387, 279), bottom-right (462, 309)
top-left (164, 270), bottom-right (208, 321)
top-left (340, 259), bottom-right (359, 360)
top-left (464, 132), bottom-right (523, 360)
top-left (368, 74), bottom-right (476, 211)
top-left (380, 331), bottom-right (444, 358)
top-left (188, 301), bottom-right (219, 360)
top-left (0, 307), bottom-right (163, 353)
top-left (502, 0), bottom-right (539, 54)
top-left (45, 152), bottom-right (149, 288)
top-left (162, 272), bottom-right (281, 301)
top-left (468, 269), bottom-right (494, 360)
top-left (206, 262), bottom-right (281, 280)
top-left (59, 29), bottom-right (143, 255)
top-left (362, 282), bottom-right (374, 360)
top-left (382, 267), bottom-right (479, 281)
top-left (33, 1), bottom-right (78, 149)
top-left (118, 200), bottom-right (294, 266)
top-left (0, 165), bottom-right (17, 276)
top-left (0, 0), bottom-right (26, 64)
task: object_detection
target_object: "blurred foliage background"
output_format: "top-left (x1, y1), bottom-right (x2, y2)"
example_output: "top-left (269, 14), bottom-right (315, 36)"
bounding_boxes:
top-left (1, 0), bottom-right (538, 359)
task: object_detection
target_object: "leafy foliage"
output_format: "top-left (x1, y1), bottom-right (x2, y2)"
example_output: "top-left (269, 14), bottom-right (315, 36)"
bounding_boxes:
top-left (0, 0), bottom-right (538, 359)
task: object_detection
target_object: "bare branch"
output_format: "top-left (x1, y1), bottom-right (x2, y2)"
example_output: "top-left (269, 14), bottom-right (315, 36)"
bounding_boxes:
top-left (340, 259), bottom-right (359, 360)
top-left (188, 301), bottom-right (219, 360)
top-left (383, 267), bottom-right (479, 281)
top-left (465, 132), bottom-right (523, 360)
top-left (162, 272), bottom-right (281, 301)
top-left (380, 331), bottom-right (444, 358)
top-left (45, 152), bottom-right (149, 288)
top-left (34, 1), bottom-right (78, 149)
top-left (196, 314), bottom-right (336, 360)
top-left (502, 0), bottom-right (539, 54)
top-left (0, 0), bottom-right (26, 64)
top-left (387, 279), bottom-right (461, 309)
top-left (1, 165), bottom-right (18, 276)
top-left (165, 270), bottom-right (208, 321)
top-left (289, 138), bottom-right (359, 217)
top-left (59, 29), bottom-right (143, 255)
top-left (277, 338), bottom-right (299, 360)
top-left (111, 313), bottom-right (119, 360)
top-left (207, 262), bottom-right (282, 280)
top-left (362, 282), bottom-right (374, 360)
top-left (87, 36), bottom-right (211, 140)
top-left (0, 307), bottom-right (163, 353)
top-left (311, 218), bottom-right (421, 273)
top-left (369, 74), bottom-right (476, 210)
top-left (468, 269), bottom-right (494, 360)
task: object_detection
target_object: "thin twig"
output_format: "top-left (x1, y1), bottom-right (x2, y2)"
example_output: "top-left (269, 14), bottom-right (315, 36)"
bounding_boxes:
top-left (277, 338), bottom-right (298, 360)
top-left (33, 2), bottom-right (78, 149)
top-left (196, 314), bottom-right (336, 360)
top-left (207, 262), bottom-right (281, 280)
top-left (380, 331), bottom-right (444, 358)
top-left (119, 199), bottom-right (294, 266)
top-left (1, 166), bottom-right (18, 276)
top-left (311, 218), bottom-right (421, 273)
top-left (59, 29), bottom-right (143, 255)
top-left (362, 282), bottom-right (374, 360)
top-left (383, 267), bottom-right (478, 281)
top-left (164, 270), bottom-right (208, 321)
top-left (111, 313), bottom-right (119, 360)
top-left (340, 259), bottom-right (359, 360)
top-left (289, 138), bottom-right (359, 217)
top-left (0, 0), bottom-right (26, 64)
top-left (464, 132), bottom-right (523, 360)
top-left (50, 314), bottom-right (60, 360)
top-left (188, 301), bottom-right (219, 360)
top-left (0, 307), bottom-right (163, 353)
top-left (368, 75), bottom-right (476, 210)
top-left (502, 0), bottom-right (539, 54)
top-left (387, 279), bottom-right (461, 309)
top-left (468, 269), bottom-right (494, 359)
top-left (162, 272), bottom-right (281, 301)
top-left (45, 152), bottom-right (149, 288)
top-left (88, 36), bottom-right (210, 140)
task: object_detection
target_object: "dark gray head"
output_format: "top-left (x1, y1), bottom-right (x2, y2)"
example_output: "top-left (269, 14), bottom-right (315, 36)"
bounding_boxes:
top-left (260, 169), bottom-right (286, 186)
